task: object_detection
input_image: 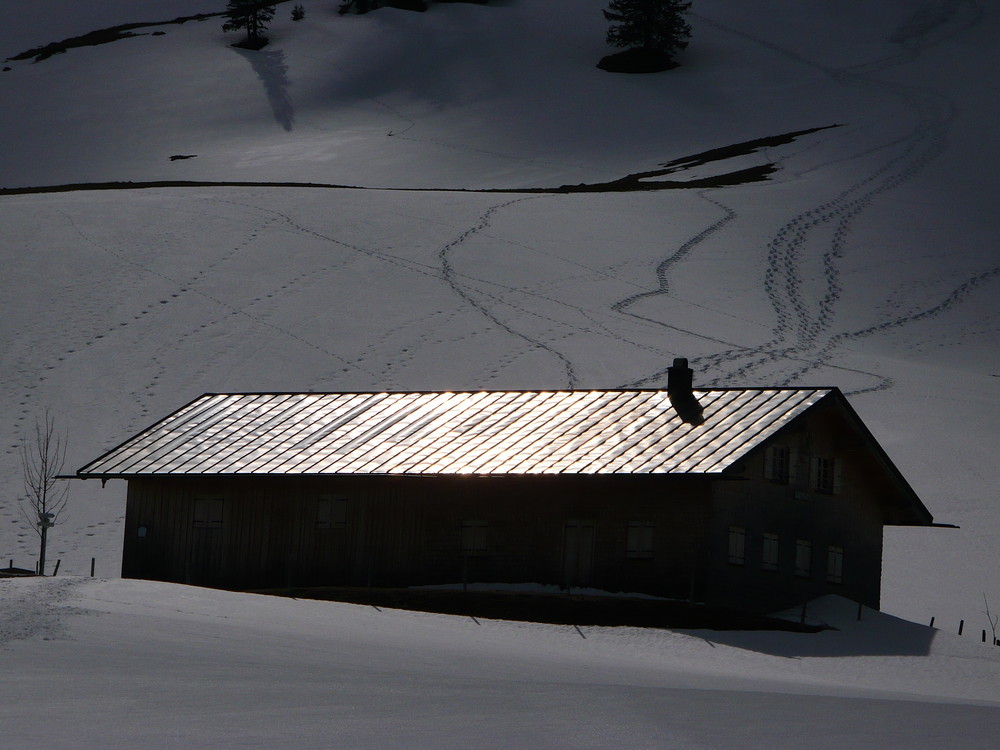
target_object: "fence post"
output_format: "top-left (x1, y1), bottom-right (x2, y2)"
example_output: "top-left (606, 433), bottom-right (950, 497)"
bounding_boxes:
top-left (90, 557), bottom-right (96, 577)
top-left (929, 616), bottom-right (935, 627)
top-left (53, 559), bottom-right (61, 576)
top-left (958, 619), bottom-right (964, 635)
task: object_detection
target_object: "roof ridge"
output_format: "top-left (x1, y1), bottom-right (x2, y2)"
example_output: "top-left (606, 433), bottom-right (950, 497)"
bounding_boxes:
top-left (195, 387), bottom-right (837, 397)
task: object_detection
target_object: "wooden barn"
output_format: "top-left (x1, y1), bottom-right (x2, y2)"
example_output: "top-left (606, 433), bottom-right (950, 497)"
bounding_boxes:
top-left (75, 360), bottom-right (936, 613)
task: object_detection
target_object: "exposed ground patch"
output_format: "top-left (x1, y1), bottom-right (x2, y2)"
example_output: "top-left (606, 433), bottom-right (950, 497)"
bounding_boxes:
top-left (6, 13), bottom-right (225, 63)
top-left (0, 125), bottom-right (840, 197)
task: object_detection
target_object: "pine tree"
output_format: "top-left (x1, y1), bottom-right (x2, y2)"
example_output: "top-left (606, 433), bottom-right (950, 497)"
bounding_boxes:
top-left (603, 0), bottom-right (692, 57)
top-left (222, 1), bottom-right (277, 47)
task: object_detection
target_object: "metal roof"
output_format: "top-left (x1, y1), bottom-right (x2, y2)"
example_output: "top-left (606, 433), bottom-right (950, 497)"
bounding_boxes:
top-left (76, 388), bottom-right (834, 477)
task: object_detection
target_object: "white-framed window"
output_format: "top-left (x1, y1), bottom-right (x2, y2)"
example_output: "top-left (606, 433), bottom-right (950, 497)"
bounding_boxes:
top-left (193, 497), bottom-right (223, 528)
top-left (761, 532), bottom-right (780, 571)
top-left (727, 526), bottom-right (746, 566)
top-left (795, 539), bottom-right (812, 578)
top-left (461, 520), bottom-right (488, 555)
top-left (764, 445), bottom-right (794, 484)
top-left (827, 545), bottom-right (844, 584)
top-left (316, 495), bottom-right (347, 529)
top-left (812, 457), bottom-right (840, 494)
top-left (626, 521), bottom-right (655, 558)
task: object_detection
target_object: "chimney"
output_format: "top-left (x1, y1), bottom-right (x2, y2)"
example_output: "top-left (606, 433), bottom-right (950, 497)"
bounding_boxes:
top-left (667, 357), bottom-right (693, 396)
top-left (667, 358), bottom-right (703, 425)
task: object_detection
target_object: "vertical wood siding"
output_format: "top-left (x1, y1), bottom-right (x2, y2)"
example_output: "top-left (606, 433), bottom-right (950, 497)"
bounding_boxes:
top-left (122, 474), bottom-right (712, 599)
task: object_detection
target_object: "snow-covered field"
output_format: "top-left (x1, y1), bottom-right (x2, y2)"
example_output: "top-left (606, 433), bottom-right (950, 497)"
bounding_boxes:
top-left (1, 1), bottom-right (998, 743)
top-left (1, 577), bottom-right (999, 748)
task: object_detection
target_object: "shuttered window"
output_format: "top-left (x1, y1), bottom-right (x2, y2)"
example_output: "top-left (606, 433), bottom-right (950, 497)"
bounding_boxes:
top-left (761, 533), bottom-right (780, 571)
top-left (827, 545), bottom-right (844, 584)
top-left (193, 497), bottom-right (223, 528)
top-left (626, 521), bottom-right (655, 558)
top-left (795, 539), bottom-right (812, 577)
top-left (727, 526), bottom-right (746, 565)
top-left (461, 520), bottom-right (488, 555)
top-left (764, 445), bottom-right (793, 484)
top-left (316, 495), bottom-right (347, 529)
top-left (812, 457), bottom-right (841, 494)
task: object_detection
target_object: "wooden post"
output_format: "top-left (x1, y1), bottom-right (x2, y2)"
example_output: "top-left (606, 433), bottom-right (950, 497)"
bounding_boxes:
top-left (39, 524), bottom-right (48, 576)
top-left (90, 557), bottom-right (96, 577)
top-left (983, 629), bottom-right (987, 643)
top-left (929, 616), bottom-right (935, 627)
top-left (959, 619), bottom-right (964, 635)
top-left (53, 559), bottom-right (61, 576)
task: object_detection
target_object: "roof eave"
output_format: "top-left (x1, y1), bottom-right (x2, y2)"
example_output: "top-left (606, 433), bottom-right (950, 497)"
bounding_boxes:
top-left (825, 390), bottom-right (935, 526)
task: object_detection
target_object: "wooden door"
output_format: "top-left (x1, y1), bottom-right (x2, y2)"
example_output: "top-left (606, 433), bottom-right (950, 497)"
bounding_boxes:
top-left (562, 520), bottom-right (595, 590)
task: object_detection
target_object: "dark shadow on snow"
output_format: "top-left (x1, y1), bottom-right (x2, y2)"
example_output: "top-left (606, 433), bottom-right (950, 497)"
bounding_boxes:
top-left (688, 600), bottom-right (938, 657)
top-left (236, 47), bottom-right (294, 132)
top-left (249, 586), bottom-right (827, 632)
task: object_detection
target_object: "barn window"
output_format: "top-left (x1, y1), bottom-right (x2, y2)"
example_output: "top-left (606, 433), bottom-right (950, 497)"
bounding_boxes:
top-left (795, 539), bottom-right (812, 577)
top-left (193, 497), bottom-right (223, 528)
top-left (626, 521), bottom-right (655, 558)
top-left (812, 457), bottom-right (839, 494)
top-left (826, 545), bottom-right (844, 584)
top-left (316, 495), bottom-right (347, 529)
top-left (727, 526), bottom-right (746, 565)
top-left (761, 532), bottom-right (780, 571)
top-left (764, 445), bottom-right (792, 484)
top-left (461, 520), bottom-right (488, 555)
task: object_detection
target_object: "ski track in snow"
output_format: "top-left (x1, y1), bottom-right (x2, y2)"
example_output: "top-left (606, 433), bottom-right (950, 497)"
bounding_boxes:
top-left (2, 2), bottom-right (995, 459)
top-left (436, 196), bottom-right (580, 388)
top-left (613, 2), bottom-right (996, 393)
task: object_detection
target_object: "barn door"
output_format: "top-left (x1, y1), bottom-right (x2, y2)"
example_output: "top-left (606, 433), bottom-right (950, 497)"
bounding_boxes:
top-left (188, 497), bottom-right (224, 586)
top-left (562, 520), bottom-right (595, 590)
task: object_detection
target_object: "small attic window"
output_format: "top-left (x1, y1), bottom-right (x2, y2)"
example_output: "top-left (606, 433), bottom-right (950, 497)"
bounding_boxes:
top-left (764, 445), bottom-right (792, 484)
top-left (812, 457), bottom-right (839, 494)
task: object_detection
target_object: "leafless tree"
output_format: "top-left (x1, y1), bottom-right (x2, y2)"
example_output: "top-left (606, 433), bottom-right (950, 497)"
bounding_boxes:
top-left (986, 595), bottom-right (999, 646)
top-left (19, 411), bottom-right (69, 575)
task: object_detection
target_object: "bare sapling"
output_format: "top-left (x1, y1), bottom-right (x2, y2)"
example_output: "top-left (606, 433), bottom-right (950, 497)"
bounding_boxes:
top-left (984, 594), bottom-right (999, 646)
top-left (18, 411), bottom-right (69, 575)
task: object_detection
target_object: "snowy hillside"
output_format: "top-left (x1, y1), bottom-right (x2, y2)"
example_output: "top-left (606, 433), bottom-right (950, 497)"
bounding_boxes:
top-left (1, 0), bottom-right (997, 633)
top-left (2, 1), bottom-right (999, 745)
